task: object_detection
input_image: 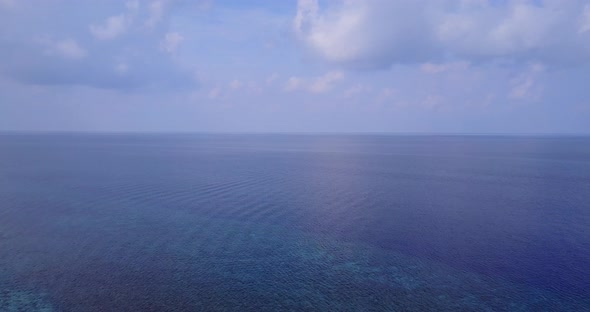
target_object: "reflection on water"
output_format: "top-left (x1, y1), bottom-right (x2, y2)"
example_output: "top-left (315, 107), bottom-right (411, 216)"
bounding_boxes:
top-left (0, 134), bottom-right (589, 311)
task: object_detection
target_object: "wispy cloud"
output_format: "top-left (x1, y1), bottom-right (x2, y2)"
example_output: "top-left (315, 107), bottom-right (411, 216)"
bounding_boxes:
top-left (160, 32), bottom-right (184, 53)
top-left (509, 63), bottom-right (545, 101)
top-left (39, 38), bottom-right (87, 60)
top-left (284, 71), bottom-right (344, 93)
top-left (0, 1), bottom-right (197, 90)
top-left (90, 15), bottom-right (128, 40)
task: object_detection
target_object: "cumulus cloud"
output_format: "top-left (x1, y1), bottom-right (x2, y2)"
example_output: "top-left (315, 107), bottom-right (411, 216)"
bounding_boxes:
top-left (294, 0), bottom-right (590, 69)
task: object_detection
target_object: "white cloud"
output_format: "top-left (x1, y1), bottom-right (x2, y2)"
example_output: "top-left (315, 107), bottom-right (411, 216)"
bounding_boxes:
top-left (160, 32), bottom-right (184, 53)
top-left (208, 87), bottom-right (222, 99)
top-left (308, 71), bottom-right (344, 93)
top-left (294, 0), bottom-right (436, 68)
top-left (284, 71), bottom-right (344, 93)
top-left (245, 81), bottom-right (263, 94)
top-left (294, 0), bottom-right (590, 69)
top-left (40, 38), bottom-right (87, 60)
top-left (229, 79), bottom-right (242, 90)
top-left (90, 14), bottom-right (128, 40)
top-left (509, 63), bottom-right (545, 101)
top-left (344, 84), bottom-right (369, 98)
top-left (284, 76), bottom-right (303, 92)
top-left (55, 39), bottom-right (87, 59)
top-left (89, 2), bottom-right (141, 40)
top-left (146, 0), bottom-right (166, 28)
top-left (0, 1), bottom-right (198, 90)
top-left (420, 61), bottom-right (469, 74)
top-left (376, 87), bottom-right (396, 103)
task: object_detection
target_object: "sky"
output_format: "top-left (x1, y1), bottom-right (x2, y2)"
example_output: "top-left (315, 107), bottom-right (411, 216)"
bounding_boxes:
top-left (1, 0), bottom-right (590, 133)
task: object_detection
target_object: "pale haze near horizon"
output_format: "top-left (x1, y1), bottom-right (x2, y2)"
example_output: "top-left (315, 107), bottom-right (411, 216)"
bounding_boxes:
top-left (1, 0), bottom-right (590, 134)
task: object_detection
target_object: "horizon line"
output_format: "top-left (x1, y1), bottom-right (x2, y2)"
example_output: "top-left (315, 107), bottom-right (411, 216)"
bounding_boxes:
top-left (1, 130), bottom-right (590, 137)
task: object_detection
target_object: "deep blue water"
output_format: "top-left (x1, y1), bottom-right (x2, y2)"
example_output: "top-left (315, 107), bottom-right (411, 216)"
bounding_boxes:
top-left (0, 134), bottom-right (589, 311)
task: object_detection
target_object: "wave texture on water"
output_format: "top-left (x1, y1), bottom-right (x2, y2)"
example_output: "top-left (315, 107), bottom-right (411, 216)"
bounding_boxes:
top-left (0, 134), bottom-right (589, 311)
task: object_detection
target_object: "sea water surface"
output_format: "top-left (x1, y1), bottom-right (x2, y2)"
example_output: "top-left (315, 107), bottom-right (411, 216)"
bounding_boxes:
top-left (0, 134), bottom-right (589, 311)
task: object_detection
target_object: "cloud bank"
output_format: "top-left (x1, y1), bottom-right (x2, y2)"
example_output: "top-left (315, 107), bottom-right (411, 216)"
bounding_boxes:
top-left (294, 0), bottom-right (590, 69)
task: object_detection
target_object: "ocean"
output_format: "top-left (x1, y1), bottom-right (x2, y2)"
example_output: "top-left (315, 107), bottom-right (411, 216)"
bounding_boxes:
top-left (0, 134), bottom-right (589, 311)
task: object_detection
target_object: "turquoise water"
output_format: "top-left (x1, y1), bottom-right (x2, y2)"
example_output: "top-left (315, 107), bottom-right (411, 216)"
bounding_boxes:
top-left (0, 134), bottom-right (589, 311)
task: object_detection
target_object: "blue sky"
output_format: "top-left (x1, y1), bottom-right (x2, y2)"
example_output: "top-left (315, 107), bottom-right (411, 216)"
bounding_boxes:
top-left (1, 0), bottom-right (589, 133)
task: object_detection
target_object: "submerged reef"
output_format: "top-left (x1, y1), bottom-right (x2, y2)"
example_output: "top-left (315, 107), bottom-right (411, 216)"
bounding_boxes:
top-left (0, 288), bottom-right (54, 312)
